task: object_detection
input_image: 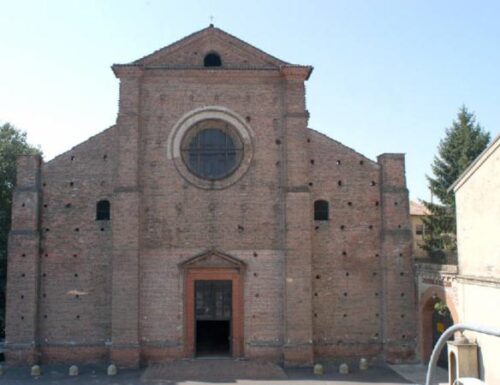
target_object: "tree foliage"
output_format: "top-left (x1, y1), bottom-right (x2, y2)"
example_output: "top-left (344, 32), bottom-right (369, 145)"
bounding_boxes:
top-left (0, 122), bottom-right (41, 337)
top-left (421, 106), bottom-right (490, 262)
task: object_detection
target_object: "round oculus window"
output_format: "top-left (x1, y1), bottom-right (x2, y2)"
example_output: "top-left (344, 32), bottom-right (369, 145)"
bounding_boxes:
top-left (181, 120), bottom-right (243, 180)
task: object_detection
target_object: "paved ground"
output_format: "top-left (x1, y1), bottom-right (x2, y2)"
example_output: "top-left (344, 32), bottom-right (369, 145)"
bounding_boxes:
top-left (0, 360), bottom-right (447, 385)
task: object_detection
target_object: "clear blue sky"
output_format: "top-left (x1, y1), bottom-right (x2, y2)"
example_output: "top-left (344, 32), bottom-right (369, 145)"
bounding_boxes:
top-left (1, 0), bottom-right (499, 201)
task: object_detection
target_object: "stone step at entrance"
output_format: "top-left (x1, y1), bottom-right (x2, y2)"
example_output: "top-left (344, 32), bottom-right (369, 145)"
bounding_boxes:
top-left (141, 359), bottom-right (287, 382)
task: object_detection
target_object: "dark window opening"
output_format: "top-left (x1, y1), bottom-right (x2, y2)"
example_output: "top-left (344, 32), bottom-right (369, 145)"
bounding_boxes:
top-left (96, 200), bottom-right (110, 220)
top-left (204, 52), bottom-right (222, 67)
top-left (314, 200), bottom-right (329, 221)
top-left (416, 224), bottom-right (424, 235)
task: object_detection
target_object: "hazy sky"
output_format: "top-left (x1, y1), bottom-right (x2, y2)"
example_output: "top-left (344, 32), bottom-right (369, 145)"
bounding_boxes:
top-left (1, 0), bottom-right (499, 201)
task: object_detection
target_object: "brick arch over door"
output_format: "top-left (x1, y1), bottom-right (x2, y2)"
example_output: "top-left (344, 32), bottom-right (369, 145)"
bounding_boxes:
top-left (418, 285), bottom-right (459, 363)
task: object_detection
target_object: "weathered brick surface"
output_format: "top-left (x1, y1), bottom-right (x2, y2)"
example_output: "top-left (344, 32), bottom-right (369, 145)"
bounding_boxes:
top-left (6, 26), bottom-right (415, 367)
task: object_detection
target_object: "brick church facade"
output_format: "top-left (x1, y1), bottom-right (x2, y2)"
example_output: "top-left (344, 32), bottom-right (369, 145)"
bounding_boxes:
top-left (6, 26), bottom-right (416, 367)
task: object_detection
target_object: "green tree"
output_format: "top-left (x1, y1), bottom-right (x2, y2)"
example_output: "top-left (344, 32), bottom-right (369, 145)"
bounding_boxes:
top-left (0, 122), bottom-right (41, 338)
top-left (421, 106), bottom-right (490, 262)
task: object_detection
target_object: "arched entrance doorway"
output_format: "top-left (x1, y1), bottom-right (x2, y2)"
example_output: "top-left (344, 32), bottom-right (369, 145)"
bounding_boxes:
top-left (419, 286), bottom-right (458, 364)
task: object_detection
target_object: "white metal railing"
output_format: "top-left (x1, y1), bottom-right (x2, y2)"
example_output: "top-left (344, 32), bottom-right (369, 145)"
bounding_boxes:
top-left (425, 323), bottom-right (500, 385)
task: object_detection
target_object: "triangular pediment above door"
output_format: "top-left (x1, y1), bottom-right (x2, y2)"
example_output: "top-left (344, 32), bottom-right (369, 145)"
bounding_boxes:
top-left (179, 250), bottom-right (246, 270)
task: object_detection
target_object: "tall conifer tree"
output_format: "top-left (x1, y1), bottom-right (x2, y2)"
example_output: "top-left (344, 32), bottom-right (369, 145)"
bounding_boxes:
top-left (421, 106), bottom-right (490, 262)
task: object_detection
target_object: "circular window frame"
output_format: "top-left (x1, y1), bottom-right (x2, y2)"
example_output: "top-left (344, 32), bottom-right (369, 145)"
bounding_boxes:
top-left (167, 106), bottom-right (254, 190)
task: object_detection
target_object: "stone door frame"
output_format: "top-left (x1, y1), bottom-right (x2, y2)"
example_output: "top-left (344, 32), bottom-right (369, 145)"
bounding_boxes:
top-left (180, 250), bottom-right (245, 358)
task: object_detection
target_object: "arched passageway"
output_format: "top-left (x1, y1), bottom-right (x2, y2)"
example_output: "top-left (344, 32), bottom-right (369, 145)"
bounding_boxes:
top-left (419, 286), bottom-right (459, 364)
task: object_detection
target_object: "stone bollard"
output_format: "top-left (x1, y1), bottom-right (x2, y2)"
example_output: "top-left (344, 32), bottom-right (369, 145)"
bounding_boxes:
top-left (339, 363), bottom-right (349, 374)
top-left (31, 365), bottom-right (41, 377)
top-left (359, 357), bottom-right (368, 370)
top-left (107, 364), bottom-right (117, 376)
top-left (69, 365), bottom-right (79, 376)
top-left (313, 363), bottom-right (324, 375)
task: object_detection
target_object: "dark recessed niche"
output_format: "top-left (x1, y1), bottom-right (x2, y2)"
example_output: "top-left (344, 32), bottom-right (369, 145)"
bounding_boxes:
top-left (43, 204), bottom-right (48, 208)
top-left (316, 275), bottom-right (321, 279)
top-left (307, 138), bottom-right (311, 143)
top-left (245, 116), bottom-right (251, 122)
top-left (275, 161), bottom-right (280, 166)
top-left (337, 180), bottom-right (342, 186)
top-left (375, 201), bottom-right (379, 206)
top-left (253, 252), bottom-right (258, 257)
top-left (359, 160), bottom-right (364, 165)
top-left (42, 293), bottom-right (46, 298)
top-left (340, 225), bottom-right (345, 230)
top-left (103, 154), bottom-right (108, 160)
top-left (255, 293), bottom-right (259, 298)
top-left (375, 254), bottom-right (380, 258)
top-left (342, 251), bottom-right (347, 256)
top-left (65, 203), bottom-right (71, 208)
top-left (69, 182), bottom-right (74, 187)
top-left (75, 228), bottom-right (79, 232)
top-left (21, 253), bottom-right (26, 257)
top-left (371, 181), bottom-right (376, 186)
top-left (75, 294), bottom-right (80, 299)
top-left (400, 272), bottom-right (405, 276)
top-left (394, 201), bottom-right (399, 206)
top-left (74, 273), bottom-right (78, 277)
top-left (308, 182), bottom-right (313, 186)
top-left (42, 183), bottom-right (47, 187)
top-left (42, 273), bottom-right (46, 277)
top-left (369, 225), bottom-right (373, 230)
top-left (21, 316), bottom-right (24, 320)
top-left (275, 139), bottom-right (281, 145)
top-left (374, 333), bottom-right (379, 337)
top-left (402, 334), bottom-right (406, 339)
top-left (44, 253), bottom-right (48, 257)
top-left (376, 313), bottom-right (380, 317)
top-left (343, 314), bottom-right (347, 318)
top-left (70, 155), bottom-right (75, 161)
top-left (315, 226), bottom-right (319, 230)
top-left (343, 292), bottom-right (348, 296)
top-left (314, 313), bottom-right (318, 317)
top-left (237, 225), bottom-right (244, 232)
top-left (253, 272), bottom-right (258, 277)
top-left (375, 292), bottom-right (379, 296)
top-left (398, 225), bottom-right (402, 229)
top-left (44, 314), bottom-right (47, 319)
top-left (401, 292), bottom-right (405, 297)
top-left (336, 160), bottom-right (341, 165)
top-left (401, 314), bottom-right (405, 318)
top-left (310, 159), bottom-right (315, 164)
top-left (372, 272), bottom-right (377, 276)
top-left (21, 273), bottom-right (25, 277)
top-left (73, 254), bottom-right (78, 258)
top-left (22, 203), bottom-right (25, 207)
top-left (100, 228), bottom-right (105, 232)
top-left (347, 202), bottom-right (352, 206)
top-left (76, 315), bottom-right (80, 319)
top-left (399, 253), bottom-right (403, 257)
top-left (21, 295), bottom-right (24, 299)
top-left (314, 292), bottom-right (318, 297)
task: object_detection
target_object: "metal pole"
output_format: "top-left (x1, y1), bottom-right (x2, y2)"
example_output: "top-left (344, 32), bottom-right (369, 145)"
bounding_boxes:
top-left (425, 323), bottom-right (500, 385)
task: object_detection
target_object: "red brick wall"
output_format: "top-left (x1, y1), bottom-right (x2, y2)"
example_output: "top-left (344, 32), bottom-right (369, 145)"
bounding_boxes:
top-left (6, 29), bottom-right (415, 366)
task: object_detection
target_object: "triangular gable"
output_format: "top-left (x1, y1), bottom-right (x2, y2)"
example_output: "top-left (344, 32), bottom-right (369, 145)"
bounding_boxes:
top-left (179, 249), bottom-right (246, 270)
top-left (131, 25), bottom-right (289, 68)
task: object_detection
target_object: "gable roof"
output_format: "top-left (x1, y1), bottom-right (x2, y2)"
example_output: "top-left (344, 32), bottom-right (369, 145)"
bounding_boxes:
top-left (450, 134), bottom-right (500, 193)
top-left (132, 24), bottom-right (289, 67)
